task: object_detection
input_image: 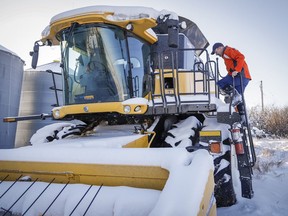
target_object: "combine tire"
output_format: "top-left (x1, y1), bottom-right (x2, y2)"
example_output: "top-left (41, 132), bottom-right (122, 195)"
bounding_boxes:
top-left (213, 138), bottom-right (237, 207)
top-left (161, 115), bottom-right (237, 207)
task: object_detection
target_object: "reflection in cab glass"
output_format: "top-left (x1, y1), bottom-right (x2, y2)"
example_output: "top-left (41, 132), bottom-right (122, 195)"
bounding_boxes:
top-left (59, 24), bottom-right (150, 105)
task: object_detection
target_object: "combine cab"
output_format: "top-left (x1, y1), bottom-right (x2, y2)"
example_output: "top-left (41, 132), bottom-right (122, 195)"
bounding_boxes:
top-left (1, 6), bottom-right (256, 215)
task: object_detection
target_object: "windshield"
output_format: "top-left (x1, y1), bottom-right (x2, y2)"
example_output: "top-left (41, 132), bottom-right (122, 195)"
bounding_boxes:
top-left (59, 24), bottom-right (150, 105)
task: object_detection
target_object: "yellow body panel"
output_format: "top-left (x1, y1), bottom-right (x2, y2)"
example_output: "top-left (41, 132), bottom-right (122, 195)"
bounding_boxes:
top-left (0, 161), bottom-right (169, 191)
top-left (200, 130), bottom-right (221, 137)
top-left (197, 170), bottom-right (216, 216)
top-left (0, 135), bottom-right (166, 190)
top-left (123, 135), bottom-right (149, 148)
top-left (154, 69), bottom-right (216, 96)
top-left (209, 203), bottom-right (217, 216)
top-left (43, 13), bottom-right (158, 45)
top-left (52, 101), bottom-right (148, 119)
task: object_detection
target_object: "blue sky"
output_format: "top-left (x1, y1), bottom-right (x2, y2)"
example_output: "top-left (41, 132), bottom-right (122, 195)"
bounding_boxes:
top-left (1, 0), bottom-right (287, 107)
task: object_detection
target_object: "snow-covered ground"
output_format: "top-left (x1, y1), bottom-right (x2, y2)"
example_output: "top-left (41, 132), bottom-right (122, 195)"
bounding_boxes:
top-left (218, 139), bottom-right (288, 216)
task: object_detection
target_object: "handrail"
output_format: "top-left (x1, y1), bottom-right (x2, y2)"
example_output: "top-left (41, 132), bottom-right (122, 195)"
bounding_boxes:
top-left (46, 69), bottom-right (62, 107)
top-left (149, 47), bottom-right (219, 115)
top-left (239, 73), bottom-right (256, 166)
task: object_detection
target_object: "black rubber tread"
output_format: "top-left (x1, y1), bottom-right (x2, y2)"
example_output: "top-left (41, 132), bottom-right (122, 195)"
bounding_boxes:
top-left (213, 138), bottom-right (237, 207)
top-left (159, 116), bottom-right (237, 207)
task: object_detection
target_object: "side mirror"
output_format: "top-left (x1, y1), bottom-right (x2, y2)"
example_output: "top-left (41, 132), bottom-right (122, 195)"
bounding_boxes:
top-left (30, 42), bottom-right (40, 69)
top-left (167, 18), bottom-right (179, 48)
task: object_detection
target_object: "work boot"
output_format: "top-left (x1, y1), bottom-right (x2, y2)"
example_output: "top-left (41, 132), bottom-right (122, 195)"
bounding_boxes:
top-left (237, 103), bottom-right (247, 126)
top-left (232, 91), bottom-right (242, 107)
top-left (224, 95), bottom-right (231, 104)
top-left (222, 85), bottom-right (242, 107)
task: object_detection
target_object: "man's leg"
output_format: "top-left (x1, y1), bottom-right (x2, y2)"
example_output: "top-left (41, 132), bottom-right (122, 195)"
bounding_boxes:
top-left (218, 75), bottom-right (234, 103)
top-left (217, 75), bottom-right (233, 90)
top-left (217, 76), bottom-right (242, 106)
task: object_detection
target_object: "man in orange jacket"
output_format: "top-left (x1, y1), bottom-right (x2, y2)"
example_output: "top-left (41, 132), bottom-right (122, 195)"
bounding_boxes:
top-left (211, 42), bottom-right (252, 124)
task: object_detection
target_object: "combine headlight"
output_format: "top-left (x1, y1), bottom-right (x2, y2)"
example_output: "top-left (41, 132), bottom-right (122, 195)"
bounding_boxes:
top-left (125, 23), bottom-right (134, 31)
top-left (124, 105), bottom-right (131, 113)
top-left (53, 109), bottom-right (60, 119)
top-left (83, 106), bottom-right (89, 112)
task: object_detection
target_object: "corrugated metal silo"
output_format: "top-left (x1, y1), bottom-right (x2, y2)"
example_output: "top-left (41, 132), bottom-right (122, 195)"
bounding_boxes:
top-left (0, 44), bottom-right (24, 149)
top-left (15, 61), bottom-right (63, 147)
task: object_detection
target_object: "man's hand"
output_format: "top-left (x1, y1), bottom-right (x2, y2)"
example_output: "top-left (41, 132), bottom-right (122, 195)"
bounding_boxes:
top-left (232, 71), bottom-right (238, 77)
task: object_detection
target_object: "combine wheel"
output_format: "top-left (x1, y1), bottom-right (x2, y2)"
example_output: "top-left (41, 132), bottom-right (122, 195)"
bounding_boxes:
top-left (213, 138), bottom-right (237, 207)
top-left (163, 115), bottom-right (203, 148)
top-left (162, 115), bottom-right (237, 207)
top-left (30, 122), bottom-right (86, 145)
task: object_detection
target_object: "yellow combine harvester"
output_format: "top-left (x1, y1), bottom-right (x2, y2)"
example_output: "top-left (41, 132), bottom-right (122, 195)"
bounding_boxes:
top-left (1, 6), bottom-right (256, 215)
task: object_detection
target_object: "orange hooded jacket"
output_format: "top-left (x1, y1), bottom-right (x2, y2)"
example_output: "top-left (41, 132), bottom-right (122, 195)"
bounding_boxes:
top-left (222, 46), bottom-right (251, 80)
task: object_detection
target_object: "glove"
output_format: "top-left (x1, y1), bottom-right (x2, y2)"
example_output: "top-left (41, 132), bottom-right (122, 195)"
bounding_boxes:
top-left (232, 71), bottom-right (238, 77)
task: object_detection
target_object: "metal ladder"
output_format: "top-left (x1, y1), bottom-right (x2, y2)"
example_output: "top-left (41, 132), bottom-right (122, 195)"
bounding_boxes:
top-left (235, 73), bottom-right (257, 199)
top-left (214, 57), bottom-right (256, 199)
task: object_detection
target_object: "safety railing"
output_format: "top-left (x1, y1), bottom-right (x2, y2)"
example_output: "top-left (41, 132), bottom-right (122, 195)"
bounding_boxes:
top-left (150, 48), bottom-right (219, 114)
top-left (46, 69), bottom-right (62, 107)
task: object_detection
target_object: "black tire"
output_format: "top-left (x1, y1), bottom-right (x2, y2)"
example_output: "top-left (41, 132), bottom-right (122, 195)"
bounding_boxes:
top-left (158, 115), bottom-right (237, 207)
top-left (213, 138), bottom-right (237, 207)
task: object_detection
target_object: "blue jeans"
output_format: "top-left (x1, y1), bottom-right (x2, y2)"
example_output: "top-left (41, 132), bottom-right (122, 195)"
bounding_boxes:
top-left (217, 74), bottom-right (250, 94)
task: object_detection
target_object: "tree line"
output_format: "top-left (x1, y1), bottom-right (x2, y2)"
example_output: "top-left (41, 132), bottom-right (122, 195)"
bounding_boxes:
top-left (249, 105), bottom-right (288, 138)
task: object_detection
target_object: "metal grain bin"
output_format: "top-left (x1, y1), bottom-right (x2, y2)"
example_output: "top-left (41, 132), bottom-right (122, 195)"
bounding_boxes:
top-left (15, 61), bottom-right (62, 147)
top-left (0, 45), bottom-right (24, 149)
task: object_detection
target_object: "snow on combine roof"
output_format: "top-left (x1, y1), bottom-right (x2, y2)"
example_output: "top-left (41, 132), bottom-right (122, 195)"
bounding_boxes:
top-left (41, 5), bottom-right (178, 44)
top-left (40, 5), bottom-right (208, 53)
top-left (50, 5), bottom-right (178, 24)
